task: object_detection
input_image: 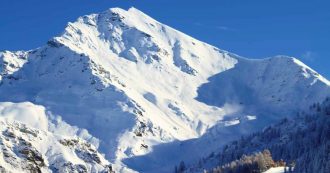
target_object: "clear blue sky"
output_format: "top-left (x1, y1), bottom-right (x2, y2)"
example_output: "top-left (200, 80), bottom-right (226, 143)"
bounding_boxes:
top-left (0, 0), bottom-right (329, 78)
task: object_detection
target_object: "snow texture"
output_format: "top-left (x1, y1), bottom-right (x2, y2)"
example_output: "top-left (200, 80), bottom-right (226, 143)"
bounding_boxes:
top-left (263, 167), bottom-right (286, 173)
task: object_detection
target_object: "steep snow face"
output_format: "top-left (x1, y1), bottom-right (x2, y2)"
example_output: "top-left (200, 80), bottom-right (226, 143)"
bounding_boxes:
top-left (0, 7), bottom-right (329, 173)
top-left (197, 56), bottom-right (330, 113)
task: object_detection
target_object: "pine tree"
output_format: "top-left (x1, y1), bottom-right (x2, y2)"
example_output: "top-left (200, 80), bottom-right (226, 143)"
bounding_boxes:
top-left (178, 161), bottom-right (186, 173)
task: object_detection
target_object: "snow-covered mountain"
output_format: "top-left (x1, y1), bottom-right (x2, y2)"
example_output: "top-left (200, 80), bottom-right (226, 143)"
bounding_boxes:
top-left (0, 7), bottom-right (329, 173)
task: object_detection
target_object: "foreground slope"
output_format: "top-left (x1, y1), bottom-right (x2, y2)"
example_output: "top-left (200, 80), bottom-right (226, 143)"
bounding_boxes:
top-left (0, 7), bottom-right (329, 172)
top-left (0, 102), bottom-right (114, 173)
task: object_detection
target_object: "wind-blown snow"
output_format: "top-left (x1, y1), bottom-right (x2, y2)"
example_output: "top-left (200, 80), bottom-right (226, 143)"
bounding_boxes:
top-left (0, 7), bottom-right (329, 173)
top-left (0, 102), bottom-right (48, 131)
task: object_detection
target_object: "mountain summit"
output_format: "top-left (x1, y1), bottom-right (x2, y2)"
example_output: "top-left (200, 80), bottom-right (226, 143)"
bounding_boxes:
top-left (0, 7), bottom-right (329, 172)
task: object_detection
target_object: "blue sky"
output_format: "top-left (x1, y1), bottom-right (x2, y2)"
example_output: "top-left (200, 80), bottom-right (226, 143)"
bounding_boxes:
top-left (0, 0), bottom-right (329, 78)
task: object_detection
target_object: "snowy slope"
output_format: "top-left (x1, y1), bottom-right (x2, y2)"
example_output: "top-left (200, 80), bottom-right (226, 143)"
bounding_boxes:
top-left (0, 7), bottom-right (329, 173)
top-left (0, 102), bottom-right (114, 173)
top-left (0, 51), bottom-right (28, 81)
top-left (263, 167), bottom-right (286, 173)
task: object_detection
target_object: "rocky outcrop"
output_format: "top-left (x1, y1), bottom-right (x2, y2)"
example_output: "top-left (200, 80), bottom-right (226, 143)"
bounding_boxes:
top-left (0, 119), bottom-right (114, 173)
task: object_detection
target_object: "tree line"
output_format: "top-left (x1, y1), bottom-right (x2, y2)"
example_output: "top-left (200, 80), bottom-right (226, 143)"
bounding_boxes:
top-left (177, 96), bottom-right (330, 173)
